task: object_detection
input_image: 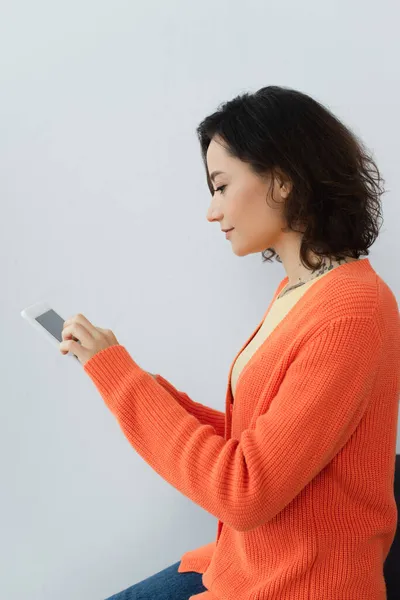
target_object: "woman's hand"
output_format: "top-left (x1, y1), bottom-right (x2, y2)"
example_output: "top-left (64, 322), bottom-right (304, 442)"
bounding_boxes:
top-left (60, 313), bottom-right (119, 366)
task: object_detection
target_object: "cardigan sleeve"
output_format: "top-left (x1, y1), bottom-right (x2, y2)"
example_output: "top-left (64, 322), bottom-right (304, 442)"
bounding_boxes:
top-left (153, 374), bottom-right (226, 438)
top-left (84, 314), bottom-right (382, 532)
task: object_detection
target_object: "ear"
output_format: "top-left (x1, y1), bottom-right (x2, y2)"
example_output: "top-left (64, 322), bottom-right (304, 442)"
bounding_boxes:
top-left (274, 169), bottom-right (292, 199)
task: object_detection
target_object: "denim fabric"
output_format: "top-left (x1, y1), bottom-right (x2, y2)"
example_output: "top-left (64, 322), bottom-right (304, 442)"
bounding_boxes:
top-left (105, 561), bottom-right (207, 600)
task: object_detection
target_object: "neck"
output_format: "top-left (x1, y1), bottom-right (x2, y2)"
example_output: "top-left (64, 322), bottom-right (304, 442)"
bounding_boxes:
top-left (274, 234), bottom-right (355, 287)
top-left (278, 245), bottom-right (328, 288)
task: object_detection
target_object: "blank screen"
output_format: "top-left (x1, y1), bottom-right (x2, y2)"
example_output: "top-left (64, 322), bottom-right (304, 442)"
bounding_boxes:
top-left (35, 309), bottom-right (64, 342)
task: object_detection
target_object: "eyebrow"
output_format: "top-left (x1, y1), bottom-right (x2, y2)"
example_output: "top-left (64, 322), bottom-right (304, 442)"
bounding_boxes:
top-left (210, 170), bottom-right (226, 182)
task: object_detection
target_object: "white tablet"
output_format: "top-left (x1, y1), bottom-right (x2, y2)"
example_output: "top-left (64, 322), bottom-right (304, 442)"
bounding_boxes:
top-left (21, 301), bottom-right (80, 363)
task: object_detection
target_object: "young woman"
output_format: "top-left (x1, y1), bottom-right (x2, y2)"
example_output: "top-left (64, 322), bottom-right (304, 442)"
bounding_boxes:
top-left (87, 86), bottom-right (399, 600)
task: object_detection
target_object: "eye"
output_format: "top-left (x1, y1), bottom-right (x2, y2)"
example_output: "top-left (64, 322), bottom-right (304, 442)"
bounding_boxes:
top-left (214, 185), bottom-right (226, 194)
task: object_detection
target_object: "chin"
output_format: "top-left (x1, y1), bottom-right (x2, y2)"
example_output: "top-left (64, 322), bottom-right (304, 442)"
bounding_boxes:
top-left (231, 242), bottom-right (262, 257)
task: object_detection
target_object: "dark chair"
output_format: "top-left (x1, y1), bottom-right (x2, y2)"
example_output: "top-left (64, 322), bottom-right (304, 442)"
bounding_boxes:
top-left (383, 453), bottom-right (399, 599)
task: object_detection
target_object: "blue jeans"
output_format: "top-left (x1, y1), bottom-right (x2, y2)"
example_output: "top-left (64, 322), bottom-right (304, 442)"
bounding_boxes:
top-left (106, 561), bottom-right (207, 599)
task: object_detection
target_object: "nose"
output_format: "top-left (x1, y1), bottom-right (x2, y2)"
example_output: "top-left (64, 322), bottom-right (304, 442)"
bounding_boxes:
top-left (206, 199), bottom-right (223, 224)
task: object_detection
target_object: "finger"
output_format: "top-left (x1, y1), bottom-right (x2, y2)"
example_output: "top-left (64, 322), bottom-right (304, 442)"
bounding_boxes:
top-left (59, 339), bottom-right (82, 360)
top-left (61, 325), bottom-right (76, 342)
top-left (62, 324), bottom-right (91, 347)
top-left (62, 331), bottom-right (79, 341)
top-left (69, 314), bottom-right (98, 336)
top-left (60, 332), bottom-right (78, 354)
top-left (64, 316), bottom-right (105, 340)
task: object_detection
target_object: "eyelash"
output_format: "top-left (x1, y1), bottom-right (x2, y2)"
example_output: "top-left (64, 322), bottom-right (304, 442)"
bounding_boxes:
top-left (214, 185), bottom-right (226, 195)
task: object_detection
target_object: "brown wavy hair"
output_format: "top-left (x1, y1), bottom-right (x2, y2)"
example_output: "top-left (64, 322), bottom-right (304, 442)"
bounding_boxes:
top-left (196, 86), bottom-right (384, 270)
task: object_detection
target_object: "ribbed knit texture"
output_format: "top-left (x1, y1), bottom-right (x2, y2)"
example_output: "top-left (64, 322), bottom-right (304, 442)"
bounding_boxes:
top-left (84, 258), bottom-right (400, 600)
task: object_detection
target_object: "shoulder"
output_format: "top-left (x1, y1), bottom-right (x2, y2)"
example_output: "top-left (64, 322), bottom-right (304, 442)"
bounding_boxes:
top-left (309, 266), bottom-right (398, 337)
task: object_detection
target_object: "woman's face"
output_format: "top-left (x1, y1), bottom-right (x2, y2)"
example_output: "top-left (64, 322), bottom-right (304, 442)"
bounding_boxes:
top-left (206, 137), bottom-right (290, 256)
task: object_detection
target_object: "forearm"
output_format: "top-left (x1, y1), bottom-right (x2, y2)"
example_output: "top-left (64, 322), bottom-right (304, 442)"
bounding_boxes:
top-left (148, 373), bottom-right (226, 438)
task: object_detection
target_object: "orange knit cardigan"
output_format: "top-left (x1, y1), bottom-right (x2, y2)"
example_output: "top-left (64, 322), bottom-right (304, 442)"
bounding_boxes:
top-left (84, 258), bottom-right (400, 600)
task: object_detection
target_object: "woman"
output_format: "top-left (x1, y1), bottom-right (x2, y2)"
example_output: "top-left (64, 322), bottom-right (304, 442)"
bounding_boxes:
top-left (85, 86), bottom-right (400, 599)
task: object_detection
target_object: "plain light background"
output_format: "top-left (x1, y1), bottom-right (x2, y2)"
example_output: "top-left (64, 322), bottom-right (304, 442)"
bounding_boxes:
top-left (1, 1), bottom-right (399, 598)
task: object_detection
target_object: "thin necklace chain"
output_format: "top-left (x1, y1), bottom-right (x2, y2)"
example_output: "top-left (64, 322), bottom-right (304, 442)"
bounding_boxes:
top-left (277, 256), bottom-right (350, 299)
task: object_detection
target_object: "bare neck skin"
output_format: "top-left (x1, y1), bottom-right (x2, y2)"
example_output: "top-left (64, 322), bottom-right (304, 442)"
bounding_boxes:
top-left (274, 231), bottom-right (358, 296)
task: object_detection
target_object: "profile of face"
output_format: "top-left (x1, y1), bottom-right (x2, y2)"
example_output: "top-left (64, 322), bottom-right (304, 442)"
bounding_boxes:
top-left (206, 136), bottom-right (291, 256)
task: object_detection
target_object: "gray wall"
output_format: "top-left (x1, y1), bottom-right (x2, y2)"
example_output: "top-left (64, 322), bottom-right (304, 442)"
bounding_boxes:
top-left (1, 1), bottom-right (399, 598)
